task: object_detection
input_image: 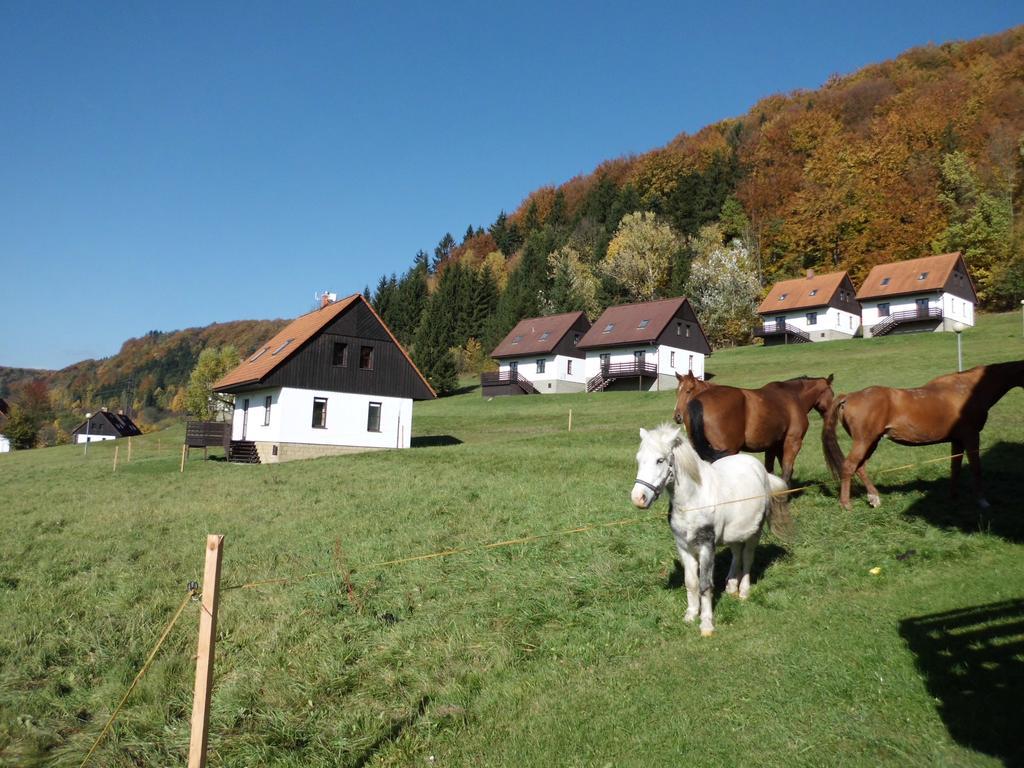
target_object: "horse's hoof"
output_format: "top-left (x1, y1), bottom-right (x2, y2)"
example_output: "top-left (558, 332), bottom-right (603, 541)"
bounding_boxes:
top-left (683, 612), bottom-right (697, 624)
top-left (700, 628), bottom-right (715, 637)
top-left (867, 494), bottom-right (882, 508)
top-left (738, 592), bottom-right (750, 601)
top-left (978, 497), bottom-right (991, 510)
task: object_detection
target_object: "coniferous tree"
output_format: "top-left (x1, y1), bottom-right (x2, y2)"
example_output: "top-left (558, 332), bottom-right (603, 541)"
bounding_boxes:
top-left (432, 232), bottom-right (456, 272)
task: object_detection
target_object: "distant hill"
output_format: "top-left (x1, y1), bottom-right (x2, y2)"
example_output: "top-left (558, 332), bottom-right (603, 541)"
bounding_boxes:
top-left (0, 318), bottom-right (287, 432)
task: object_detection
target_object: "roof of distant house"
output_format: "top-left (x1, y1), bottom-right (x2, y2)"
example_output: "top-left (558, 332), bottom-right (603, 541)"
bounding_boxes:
top-left (490, 311), bottom-right (588, 358)
top-left (757, 271), bottom-right (855, 314)
top-left (577, 297), bottom-right (707, 351)
top-left (856, 252), bottom-right (976, 301)
top-left (71, 409), bottom-right (143, 438)
top-left (212, 293), bottom-right (435, 396)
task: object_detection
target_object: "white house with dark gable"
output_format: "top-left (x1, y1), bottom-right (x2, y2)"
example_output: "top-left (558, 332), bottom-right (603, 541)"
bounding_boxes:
top-left (755, 270), bottom-right (861, 344)
top-left (213, 293), bottom-right (435, 463)
top-left (856, 252), bottom-right (977, 338)
top-left (577, 297), bottom-right (712, 392)
top-left (484, 311), bottom-right (591, 395)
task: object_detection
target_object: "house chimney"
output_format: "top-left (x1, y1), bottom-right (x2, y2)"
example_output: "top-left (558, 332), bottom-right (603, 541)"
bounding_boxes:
top-left (806, 269), bottom-right (815, 279)
top-left (320, 292), bottom-right (332, 309)
top-left (101, 406), bottom-right (108, 412)
top-left (117, 409), bottom-right (124, 416)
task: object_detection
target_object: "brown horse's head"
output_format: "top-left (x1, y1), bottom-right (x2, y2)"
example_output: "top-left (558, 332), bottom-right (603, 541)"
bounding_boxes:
top-left (673, 371), bottom-right (711, 424)
top-left (811, 374), bottom-right (836, 416)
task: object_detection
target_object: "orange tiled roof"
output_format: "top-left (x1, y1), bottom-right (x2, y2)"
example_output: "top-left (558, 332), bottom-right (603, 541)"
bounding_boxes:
top-left (856, 252), bottom-right (973, 300)
top-left (757, 271), bottom-right (851, 314)
top-left (213, 294), bottom-right (435, 397)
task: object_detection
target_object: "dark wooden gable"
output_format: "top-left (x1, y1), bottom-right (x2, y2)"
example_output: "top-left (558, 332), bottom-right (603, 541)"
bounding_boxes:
top-left (825, 274), bottom-right (862, 314)
top-left (549, 314), bottom-right (590, 359)
top-left (942, 254), bottom-right (978, 303)
top-left (654, 300), bottom-right (712, 355)
top-left (259, 300), bottom-right (434, 400)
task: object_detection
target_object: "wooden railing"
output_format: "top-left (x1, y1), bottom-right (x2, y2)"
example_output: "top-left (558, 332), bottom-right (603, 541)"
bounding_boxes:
top-left (185, 421), bottom-right (231, 449)
top-left (587, 361), bottom-right (658, 392)
top-left (480, 371), bottom-right (539, 394)
top-left (754, 321), bottom-right (811, 342)
top-left (871, 307), bottom-right (942, 337)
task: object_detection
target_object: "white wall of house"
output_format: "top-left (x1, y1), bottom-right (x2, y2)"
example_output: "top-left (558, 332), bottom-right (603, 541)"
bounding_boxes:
top-left (760, 306), bottom-right (860, 339)
top-left (861, 291), bottom-right (974, 333)
top-left (498, 354), bottom-right (586, 392)
top-left (75, 433), bottom-right (116, 444)
top-left (584, 345), bottom-right (706, 390)
top-left (0, 435), bottom-right (9, 453)
top-left (230, 386), bottom-right (414, 449)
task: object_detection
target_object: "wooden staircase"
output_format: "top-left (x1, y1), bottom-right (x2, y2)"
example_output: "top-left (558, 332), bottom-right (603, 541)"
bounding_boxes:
top-left (228, 440), bottom-right (261, 464)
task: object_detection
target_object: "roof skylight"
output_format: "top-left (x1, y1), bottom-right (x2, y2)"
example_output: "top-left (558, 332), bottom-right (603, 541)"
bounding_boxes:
top-left (249, 347), bottom-right (269, 363)
top-left (271, 338), bottom-right (294, 355)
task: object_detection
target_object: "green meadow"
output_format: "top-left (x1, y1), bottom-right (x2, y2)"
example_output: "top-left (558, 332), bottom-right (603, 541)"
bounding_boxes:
top-left (2, 313), bottom-right (1023, 767)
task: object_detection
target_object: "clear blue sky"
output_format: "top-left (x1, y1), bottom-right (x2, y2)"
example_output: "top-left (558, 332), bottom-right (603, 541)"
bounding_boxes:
top-left (1, 1), bottom-right (1020, 369)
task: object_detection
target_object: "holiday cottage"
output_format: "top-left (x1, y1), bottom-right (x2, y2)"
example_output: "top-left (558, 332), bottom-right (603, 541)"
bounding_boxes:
top-left (70, 407), bottom-right (143, 444)
top-left (577, 297), bottom-right (711, 392)
top-left (483, 311), bottom-right (591, 396)
top-left (755, 270), bottom-right (861, 345)
top-left (0, 398), bottom-right (9, 453)
top-left (857, 252), bottom-right (976, 338)
top-left (213, 293), bottom-right (435, 463)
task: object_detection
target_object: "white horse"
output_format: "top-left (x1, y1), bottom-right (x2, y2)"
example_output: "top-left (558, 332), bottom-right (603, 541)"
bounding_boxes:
top-left (632, 424), bottom-right (790, 636)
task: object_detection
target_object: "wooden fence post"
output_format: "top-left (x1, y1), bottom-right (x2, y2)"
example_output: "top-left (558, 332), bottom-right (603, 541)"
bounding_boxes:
top-left (113, 446), bottom-right (119, 472)
top-left (128, 436), bottom-right (132, 462)
top-left (189, 535), bottom-right (224, 768)
top-left (180, 444), bottom-right (187, 473)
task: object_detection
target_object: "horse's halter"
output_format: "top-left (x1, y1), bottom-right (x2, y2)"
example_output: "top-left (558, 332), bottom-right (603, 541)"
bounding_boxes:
top-left (634, 462), bottom-right (674, 502)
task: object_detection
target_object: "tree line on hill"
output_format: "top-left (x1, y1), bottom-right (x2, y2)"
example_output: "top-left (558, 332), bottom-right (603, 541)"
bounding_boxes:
top-left (369, 27), bottom-right (1024, 395)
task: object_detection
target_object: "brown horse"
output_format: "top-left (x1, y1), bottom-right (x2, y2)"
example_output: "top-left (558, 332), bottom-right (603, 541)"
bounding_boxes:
top-left (821, 360), bottom-right (1024, 510)
top-left (673, 371), bottom-right (835, 485)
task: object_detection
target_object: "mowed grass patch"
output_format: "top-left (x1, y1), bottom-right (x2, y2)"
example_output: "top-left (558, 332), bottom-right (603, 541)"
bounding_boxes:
top-left (0, 312), bottom-right (1021, 767)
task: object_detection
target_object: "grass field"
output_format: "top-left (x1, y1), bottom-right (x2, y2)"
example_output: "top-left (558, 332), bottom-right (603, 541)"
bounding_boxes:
top-left (2, 313), bottom-right (1023, 767)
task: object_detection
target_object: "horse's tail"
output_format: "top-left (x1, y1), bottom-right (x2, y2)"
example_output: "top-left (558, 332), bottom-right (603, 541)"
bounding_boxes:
top-left (686, 399), bottom-right (730, 462)
top-left (766, 474), bottom-right (794, 540)
top-left (821, 395), bottom-right (847, 481)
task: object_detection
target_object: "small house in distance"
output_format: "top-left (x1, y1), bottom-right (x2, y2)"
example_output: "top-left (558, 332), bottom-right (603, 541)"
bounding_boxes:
top-left (755, 270), bottom-right (861, 345)
top-left (577, 297), bottom-right (711, 392)
top-left (857, 252), bottom-right (976, 338)
top-left (483, 311), bottom-right (591, 396)
top-left (71, 407), bottom-right (143, 443)
top-left (213, 293), bottom-right (435, 464)
top-left (0, 397), bottom-right (10, 453)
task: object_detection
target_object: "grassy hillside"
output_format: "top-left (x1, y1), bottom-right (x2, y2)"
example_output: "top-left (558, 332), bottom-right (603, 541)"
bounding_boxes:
top-left (1, 314), bottom-right (1022, 767)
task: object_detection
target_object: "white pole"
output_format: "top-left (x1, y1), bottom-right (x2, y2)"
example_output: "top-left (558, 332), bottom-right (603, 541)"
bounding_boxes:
top-left (84, 413), bottom-right (92, 455)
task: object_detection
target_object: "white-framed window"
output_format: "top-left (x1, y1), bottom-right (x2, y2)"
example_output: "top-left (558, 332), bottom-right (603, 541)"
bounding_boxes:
top-left (263, 395), bottom-right (272, 426)
top-left (806, 312), bottom-right (818, 326)
top-left (536, 359), bottom-right (546, 373)
top-left (670, 351), bottom-right (676, 367)
top-left (312, 398), bottom-right (327, 428)
top-left (567, 360), bottom-right (573, 375)
top-left (367, 401), bottom-right (382, 432)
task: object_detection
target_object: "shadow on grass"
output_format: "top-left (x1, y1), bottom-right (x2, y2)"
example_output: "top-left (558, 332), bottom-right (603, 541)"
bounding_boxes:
top-left (665, 543), bottom-right (788, 594)
top-left (900, 599), bottom-right (1024, 767)
top-left (817, 442), bottom-right (1024, 543)
top-left (411, 435), bottom-right (463, 448)
top-left (351, 694), bottom-right (431, 767)
top-left (897, 442), bottom-right (1024, 543)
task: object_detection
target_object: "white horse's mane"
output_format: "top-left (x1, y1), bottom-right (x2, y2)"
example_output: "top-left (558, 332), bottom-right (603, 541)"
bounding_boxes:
top-left (642, 423), bottom-right (703, 485)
